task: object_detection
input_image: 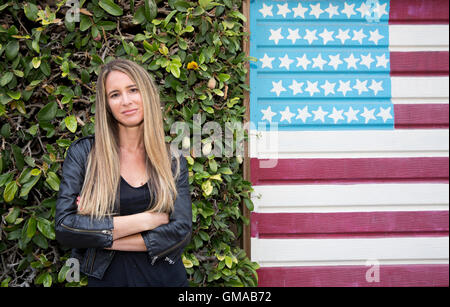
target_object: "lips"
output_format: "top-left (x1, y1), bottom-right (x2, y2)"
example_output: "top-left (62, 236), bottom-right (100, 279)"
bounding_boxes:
top-left (122, 108), bottom-right (138, 115)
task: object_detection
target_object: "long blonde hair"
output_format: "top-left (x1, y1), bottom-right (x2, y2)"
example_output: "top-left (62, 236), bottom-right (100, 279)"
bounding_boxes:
top-left (78, 58), bottom-right (181, 219)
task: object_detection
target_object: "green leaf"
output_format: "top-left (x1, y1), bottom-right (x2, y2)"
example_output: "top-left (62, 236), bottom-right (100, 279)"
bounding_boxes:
top-left (32, 57), bottom-right (41, 69)
top-left (0, 72), bottom-right (13, 87)
top-left (99, 0), bottom-right (124, 16)
top-left (219, 167), bottom-right (233, 175)
top-left (144, 0), bottom-right (157, 22)
top-left (32, 233), bottom-right (48, 249)
top-left (45, 171), bottom-right (60, 191)
top-left (37, 101), bottom-right (57, 122)
top-left (5, 40), bottom-right (19, 61)
top-left (23, 2), bottom-right (38, 21)
top-left (58, 265), bottom-right (70, 283)
top-left (225, 256), bottom-right (233, 268)
top-left (5, 207), bottom-right (20, 224)
top-left (19, 174), bottom-right (40, 197)
top-left (64, 115), bottom-right (77, 133)
top-left (37, 218), bottom-right (55, 240)
top-left (27, 217), bottom-right (37, 238)
top-left (243, 198), bottom-right (254, 211)
top-left (11, 144), bottom-right (24, 171)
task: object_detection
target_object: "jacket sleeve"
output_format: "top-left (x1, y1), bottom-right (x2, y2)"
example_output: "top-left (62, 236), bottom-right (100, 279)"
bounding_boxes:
top-left (55, 140), bottom-right (114, 249)
top-left (141, 153), bottom-right (192, 265)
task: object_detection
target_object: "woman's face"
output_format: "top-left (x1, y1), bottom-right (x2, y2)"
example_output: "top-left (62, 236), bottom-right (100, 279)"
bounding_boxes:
top-left (105, 70), bottom-right (144, 127)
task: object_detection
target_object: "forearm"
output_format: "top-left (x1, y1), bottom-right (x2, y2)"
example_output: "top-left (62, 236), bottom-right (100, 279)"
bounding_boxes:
top-left (112, 212), bottom-right (168, 240)
top-left (106, 233), bottom-right (147, 251)
top-left (112, 213), bottom-right (149, 240)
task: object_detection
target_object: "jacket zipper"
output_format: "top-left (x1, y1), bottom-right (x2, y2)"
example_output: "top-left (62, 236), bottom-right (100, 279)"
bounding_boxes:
top-left (60, 223), bottom-right (113, 236)
top-left (151, 232), bottom-right (191, 265)
top-left (90, 249), bottom-right (97, 273)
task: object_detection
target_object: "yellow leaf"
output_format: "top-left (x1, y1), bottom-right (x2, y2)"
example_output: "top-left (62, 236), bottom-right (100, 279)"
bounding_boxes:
top-left (209, 174), bottom-right (222, 182)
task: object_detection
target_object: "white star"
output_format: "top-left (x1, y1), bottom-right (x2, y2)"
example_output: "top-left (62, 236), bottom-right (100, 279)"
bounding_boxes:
top-left (296, 54), bottom-right (311, 70)
top-left (304, 29), bottom-right (318, 45)
top-left (259, 53), bottom-right (275, 69)
top-left (377, 106), bottom-right (393, 123)
top-left (336, 29), bottom-right (351, 44)
top-left (269, 28), bottom-right (284, 45)
top-left (325, 3), bottom-right (340, 18)
top-left (344, 53), bottom-right (360, 69)
top-left (286, 28), bottom-right (301, 44)
top-left (376, 53), bottom-right (389, 68)
top-left (344, 106), bottom-right (360, 123)
top-left (328, 54), bottom-right (343, 70)
top-left (319, 28), bottom-right (335, 45)
top-left (279, 106), bottom-right (295, 123)
top-left (305, 81), bottom-right (320, 96)
top-left (296, 106), bottom-right (312, 123)
top-left (312, 54), bottom-right (327, 70)
top-left (328, 107), bottom-right (345, 124)
top-left (374, 3), bottom-right (389, 18)
top-left (369, 79), bottom-right (384, 95)
top-left (352, 29), bottom-right (367, 44)
top-left (289, 80), bottom-right (304, 95)
top-left (279, 54), bottom-right (294, 70)
top-left (276, 3), bottom-right (291, 18)
top-left (309, 3), bottom-right (324, 19)
top-left (312, 106), bottom-right (328, 123)
top-left (321, 80), bottom-right (336, 96)
top-left (360, 107), bottom-right (377, 124)
top-left (353, 79), bottom-right (369, 95)
top-left (261, 106), bottom-right (277, 123)
top-left (337, 80), bottom-right (353, 96)
top-left (368, 29), bottom-right (384, 45)
top-left (292, 2), bottom-right (308, 18)
top-left (356, 2), bottom-right (371, 18)
top-left (259, 3), bottom-right (273, 18)
top-left (341, 2), bottom-right (356, 19)
top-left (360, 53), bottom-right (375, 69)
top-left (270, 80), bottom-right (286, 97)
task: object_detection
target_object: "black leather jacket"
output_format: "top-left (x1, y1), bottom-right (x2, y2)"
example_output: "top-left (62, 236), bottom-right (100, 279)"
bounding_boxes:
top-left (55, 135), bottom-right (192, 279)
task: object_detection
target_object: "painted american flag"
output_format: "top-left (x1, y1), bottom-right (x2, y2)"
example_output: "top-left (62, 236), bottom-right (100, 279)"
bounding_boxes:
top-left (248, 0), bottom-right (449, 286)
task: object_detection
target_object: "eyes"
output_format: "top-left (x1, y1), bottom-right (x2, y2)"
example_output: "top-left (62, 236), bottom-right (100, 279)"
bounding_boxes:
top-left (110, 88), bottom-right (138, 98)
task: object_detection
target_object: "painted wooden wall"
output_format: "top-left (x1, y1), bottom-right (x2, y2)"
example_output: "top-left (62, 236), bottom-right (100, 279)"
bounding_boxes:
top-left (247, 0), bottom-right (449, 287)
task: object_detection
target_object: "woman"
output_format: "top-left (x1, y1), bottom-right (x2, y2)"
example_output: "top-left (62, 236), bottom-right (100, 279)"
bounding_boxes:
top-left (55, 58), bottom-right (192, 287)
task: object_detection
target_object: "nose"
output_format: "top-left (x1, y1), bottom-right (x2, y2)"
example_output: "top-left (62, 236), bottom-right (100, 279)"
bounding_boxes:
top-left (120, 92), bottom-right (132, 105)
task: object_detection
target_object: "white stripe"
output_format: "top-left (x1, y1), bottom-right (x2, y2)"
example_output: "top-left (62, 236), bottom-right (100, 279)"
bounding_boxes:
top-left (390, 25), bottom-right (449, 51)
top-left (249, 129), bottom-right (449, 159)
top-left (391, 77), bottom-right (449, 103)
top-left (251, 237), bottom-right (449, 267)
top-left (252, 183), bottom-right (449, 213)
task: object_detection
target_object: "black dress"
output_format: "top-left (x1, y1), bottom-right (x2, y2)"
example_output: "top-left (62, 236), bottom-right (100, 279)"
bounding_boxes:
top-left (87, 176), bottom-right (189, 287)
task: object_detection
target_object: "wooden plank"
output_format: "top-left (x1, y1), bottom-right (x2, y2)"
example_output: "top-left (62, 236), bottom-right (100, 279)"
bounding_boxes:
top-left (251, 211), bottom-right (449, 238)
top-left (251, 183), bottom-right (449, 213)
top-left (249, 129), bottom-right (449, 159)
top-left (394, 104), bottom-right (449, 129)
top-left (389, 25), bottom-right (449, 51)
top-left (250, 157), bottom-right (449, 185)
top-left (257, 264), bottom-right (449, 287)
top-left (391, 51), bottom-right (449, 76)
top-left (251, 236), bottom-right (449, 267)
top-left (390, 0), bottom-right (449, 25)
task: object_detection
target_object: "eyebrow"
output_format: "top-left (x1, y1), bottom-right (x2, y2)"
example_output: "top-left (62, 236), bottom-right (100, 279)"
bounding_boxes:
top-left (108, 84), bottom-right (137, 96)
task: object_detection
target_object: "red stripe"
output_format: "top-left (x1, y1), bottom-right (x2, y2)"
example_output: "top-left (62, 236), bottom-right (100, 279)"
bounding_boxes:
top-left (390, 52), bottom-right (449, 76)
top-left (389, 0), bottom-right (449, 24)
top-left (257, 264), bottom-right (449, 287)
top-left (250, 157), bottom-right (449, 185)
top-left (394, 104), bottom-right (449, 129)
top-left (251, 211), bottom-right (449, 239)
